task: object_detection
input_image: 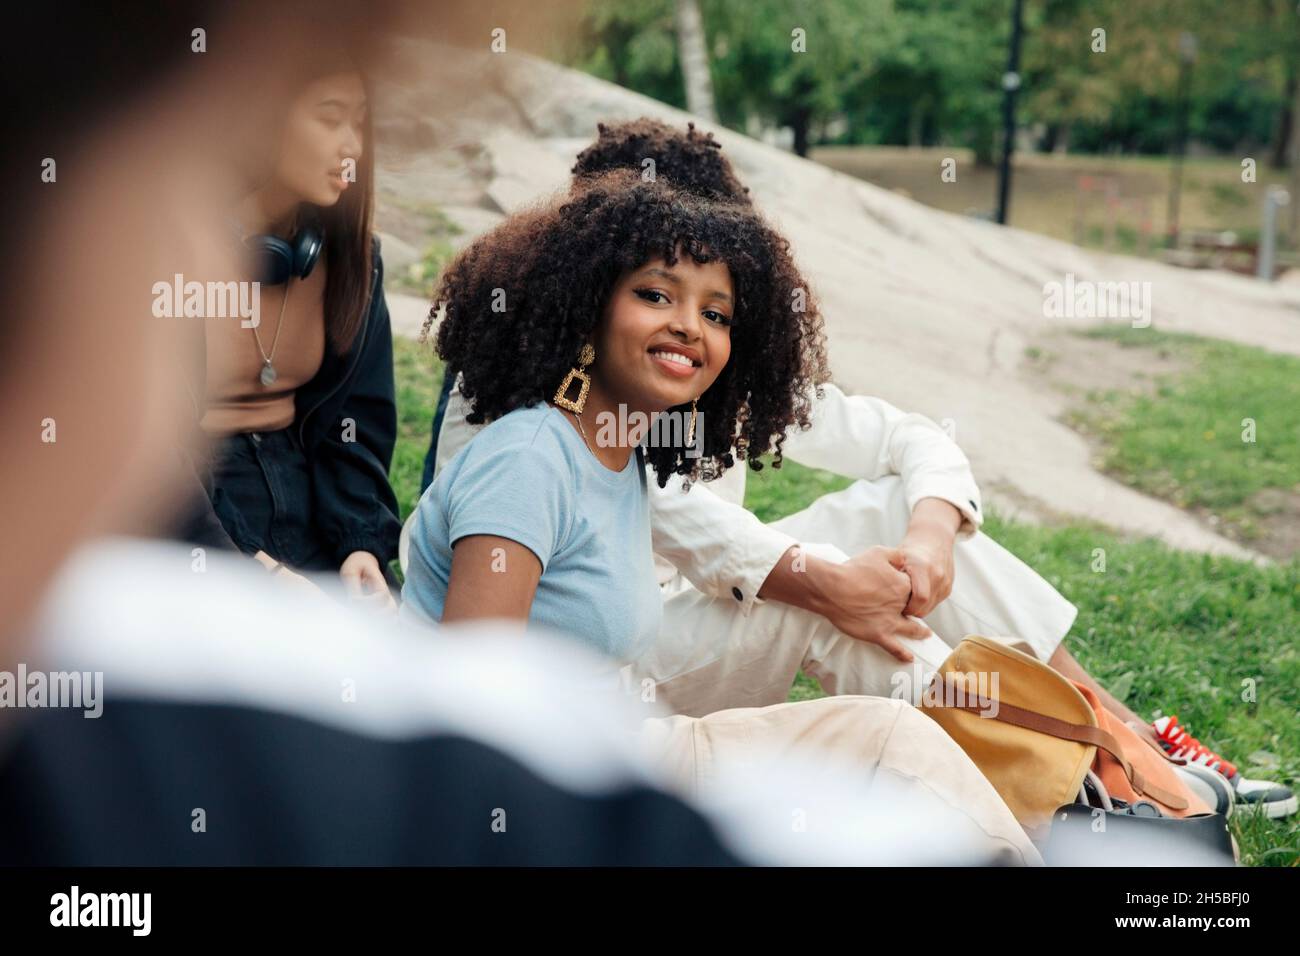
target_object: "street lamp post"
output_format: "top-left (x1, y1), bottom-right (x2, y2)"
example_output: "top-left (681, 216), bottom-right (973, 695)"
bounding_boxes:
top-left (995, 0), bottom-right (1025, 225)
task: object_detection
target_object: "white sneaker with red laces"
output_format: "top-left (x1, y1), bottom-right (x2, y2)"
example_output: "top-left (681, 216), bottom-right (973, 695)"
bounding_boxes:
top-left (1153, 715), bottom-right (1297, 819)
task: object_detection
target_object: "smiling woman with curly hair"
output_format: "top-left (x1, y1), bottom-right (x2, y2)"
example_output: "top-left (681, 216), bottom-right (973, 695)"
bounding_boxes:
top-left (430, 170), bottom-right (829, 485)
top-left (403, 169), bottom-right (829, 660)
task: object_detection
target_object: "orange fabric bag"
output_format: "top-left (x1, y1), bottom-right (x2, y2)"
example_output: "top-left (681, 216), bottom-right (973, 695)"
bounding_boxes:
top-left (919, 635), bottom-right (1208, 835)
top-left (1072, 682), bottom-right (1209, 818)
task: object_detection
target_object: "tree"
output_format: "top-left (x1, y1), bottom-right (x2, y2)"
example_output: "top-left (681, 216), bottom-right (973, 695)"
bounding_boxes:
top-left (560, 0), bottom-right (1300, 186)
top-left (675, 0), bottom-right (718, 121)
top-left (564, 0), bottom-right (686, 110)
top-left (706, 0), bottom-right (894, 156)
top-left (848, 0), bottom-right (1006, 163)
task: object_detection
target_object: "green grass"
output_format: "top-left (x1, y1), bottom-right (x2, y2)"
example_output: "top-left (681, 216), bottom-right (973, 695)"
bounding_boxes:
top-left (390, 337), bottom-right (1299, 865)
top-left (742, 452), bottom-right (1300, 866)
top-left (391, 337), bottom-right (442, 523)
top-left (1067, 326), bottom-right (1300, 546)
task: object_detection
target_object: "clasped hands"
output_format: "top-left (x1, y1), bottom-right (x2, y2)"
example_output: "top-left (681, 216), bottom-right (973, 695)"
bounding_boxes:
top-left (763, 498), bottom-right (961, 663)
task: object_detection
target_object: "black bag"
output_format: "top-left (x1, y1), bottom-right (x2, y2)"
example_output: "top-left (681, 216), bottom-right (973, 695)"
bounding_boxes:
top-left (1043, 771), bottom-right (1236, 866)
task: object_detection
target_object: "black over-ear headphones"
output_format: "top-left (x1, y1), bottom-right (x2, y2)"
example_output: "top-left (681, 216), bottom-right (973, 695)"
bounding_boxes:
top-left (239, 207), bottom-right (324, 285)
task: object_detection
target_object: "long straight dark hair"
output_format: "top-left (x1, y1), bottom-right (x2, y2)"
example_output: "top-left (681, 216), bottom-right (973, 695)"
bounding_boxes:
top-left (297, 64), bottom-right (375, 357)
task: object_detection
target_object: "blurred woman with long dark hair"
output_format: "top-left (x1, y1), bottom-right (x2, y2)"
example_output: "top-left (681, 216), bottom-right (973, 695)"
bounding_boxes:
top-left (181, 44), bottom-right (401, 609)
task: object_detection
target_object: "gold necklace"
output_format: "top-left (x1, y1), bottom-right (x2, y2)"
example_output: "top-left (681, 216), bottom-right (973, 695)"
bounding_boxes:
top-left (571, 409), bottom-right (596, 457)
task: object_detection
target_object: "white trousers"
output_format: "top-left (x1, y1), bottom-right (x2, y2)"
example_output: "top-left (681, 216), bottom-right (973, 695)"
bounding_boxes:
top-left (625, 475), bottom-right (1078, 718)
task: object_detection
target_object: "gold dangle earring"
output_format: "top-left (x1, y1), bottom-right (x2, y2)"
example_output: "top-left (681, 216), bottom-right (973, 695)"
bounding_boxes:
top-left (554, 343), bottom-right (596, 413)
top-left (687, 397), bottom-right (698, 447)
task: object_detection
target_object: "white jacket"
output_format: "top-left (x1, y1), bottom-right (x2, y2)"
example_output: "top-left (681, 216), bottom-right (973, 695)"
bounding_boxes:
top-left (433, 376), bottom-right (982, 618)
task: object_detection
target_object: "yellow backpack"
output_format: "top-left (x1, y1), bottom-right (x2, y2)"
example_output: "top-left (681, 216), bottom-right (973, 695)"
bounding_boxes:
top-left (917, 635), bottom-right (1205, 839)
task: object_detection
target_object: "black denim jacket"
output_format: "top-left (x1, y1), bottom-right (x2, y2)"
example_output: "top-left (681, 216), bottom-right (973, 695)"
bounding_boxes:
top-left (177, 236), bottom-right (401, 567)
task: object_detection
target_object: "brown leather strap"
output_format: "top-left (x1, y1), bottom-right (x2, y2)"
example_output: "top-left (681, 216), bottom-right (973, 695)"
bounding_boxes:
top-left (931, 677), bottom-right (1189, 811)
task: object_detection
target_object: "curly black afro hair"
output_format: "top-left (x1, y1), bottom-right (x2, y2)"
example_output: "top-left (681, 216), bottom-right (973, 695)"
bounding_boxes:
top-left (572, 117), bottom-right (751, 206)
top-left (424, 170), bottom-right (829, 487)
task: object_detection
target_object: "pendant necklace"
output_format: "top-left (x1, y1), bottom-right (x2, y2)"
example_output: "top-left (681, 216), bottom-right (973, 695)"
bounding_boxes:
top-left (571, 409), bottom-right (596, 457)
top-left (251, 279), bottom-right (292, 386)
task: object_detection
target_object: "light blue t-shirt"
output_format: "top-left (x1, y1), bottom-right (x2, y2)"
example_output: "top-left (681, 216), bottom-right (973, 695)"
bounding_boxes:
top-left (401, 403), bottom-right (662, 663)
